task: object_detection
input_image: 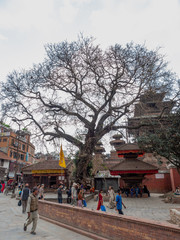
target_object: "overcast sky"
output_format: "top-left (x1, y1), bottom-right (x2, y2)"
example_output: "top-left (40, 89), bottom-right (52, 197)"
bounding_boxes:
top-left (0, 0), bottom-right (180, 153)
top-left (0, 0), bottom-right (180, 83)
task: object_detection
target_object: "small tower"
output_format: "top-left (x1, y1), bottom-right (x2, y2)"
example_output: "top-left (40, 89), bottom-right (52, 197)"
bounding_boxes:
top-left (94, 141), bottom-right (105, 155)
top-left (110, 134), bottom-right (125, 151)
top-left (92, 141), bottom-right (105, 176)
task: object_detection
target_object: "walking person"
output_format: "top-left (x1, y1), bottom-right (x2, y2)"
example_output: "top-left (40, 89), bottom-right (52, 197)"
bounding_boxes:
top-left (24, 187), bottom-right (39, 235)
top-left (116, 189), bottom-right (126, 215)
top-left (71, 183), bottom-right (77, 206)
top-left (97, 190), bottom-right (103, 210)
top-left (21, 183), bottom-right (31, 213)
top-left (77, 189), bottom-right (83, 207)
top-left (57, 183), bottom-right (63, 203)
top-left (38, 184), bottom-right (44, 200)
top-left (108, 186), bottom-right (115, 209)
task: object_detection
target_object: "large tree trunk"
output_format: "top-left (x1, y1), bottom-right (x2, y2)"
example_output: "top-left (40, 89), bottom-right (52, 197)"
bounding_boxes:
top-left (76, 137), bottom-right (96, 182)
top-left (76, 154), bottom-right (92, 181)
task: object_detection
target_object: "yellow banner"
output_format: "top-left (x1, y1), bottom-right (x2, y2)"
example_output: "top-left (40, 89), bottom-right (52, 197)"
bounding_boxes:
top-left (59, 144), bottom-right (66, 168)
top-left (32, 169), bottom-right (65, 174)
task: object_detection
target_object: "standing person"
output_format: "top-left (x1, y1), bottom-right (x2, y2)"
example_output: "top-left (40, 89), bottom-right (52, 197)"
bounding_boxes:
top-left (143, 185), bottom-right (150, 197)
top-left (130, 186), bottom-right (134, 198)
top-left (36, 183), bottom-right (40, 197)
top-left (0, 181), bottom-right (2, 193)
top-left (125, 187), bottom-right (129, 197)
top-left (97, 190), bottom-right (103, 210)
top-left (135, 186), bottom-right (139, 198)
top-left (139, 185), bottom-right (143, 198)
top-left (116, 189), bottom-right (126, 215)
top-left (66, 187), bottom-right (71, 204)
top-left (71, 183), bottom-right (77, 206)
top-left (1, 180), bottom-right (5, 193)
top-left (21, 183), bottom-right (31, 213)
top-left (38, 184), bottom-right (44, 200)
top-left (24, 187), bottom-right (39, 235)
top-left (78, 189), bottom-right (83, 207)
top-left (57, 184), bottom-right (63, 203)
top-left (108, 186), bottom-right (115, 209)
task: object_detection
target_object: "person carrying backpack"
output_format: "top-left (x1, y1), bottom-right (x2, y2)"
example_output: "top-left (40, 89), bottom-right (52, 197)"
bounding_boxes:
top-left (21, 183), bottom-right (31, 213)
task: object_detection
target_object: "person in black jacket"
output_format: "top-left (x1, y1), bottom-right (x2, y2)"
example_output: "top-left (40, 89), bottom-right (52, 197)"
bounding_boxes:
top-left (57, 184), bottom-right (63, 203)
top-left (21, 183), bottom-right (31, 213)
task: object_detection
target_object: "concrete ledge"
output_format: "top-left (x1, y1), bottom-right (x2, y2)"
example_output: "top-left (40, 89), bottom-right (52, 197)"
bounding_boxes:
top-left (39, 200), bottom-right (180, 240)
top-left (170, 208), bottom-right (180, 226)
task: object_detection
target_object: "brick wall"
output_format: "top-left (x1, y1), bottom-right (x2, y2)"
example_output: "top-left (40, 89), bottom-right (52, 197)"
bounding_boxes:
top-left (143, 173), bottom-right (172, 193)
top-left (39, 200), bottom-right (180, 240)
top-left (120, 174), bottom-right (172, 193)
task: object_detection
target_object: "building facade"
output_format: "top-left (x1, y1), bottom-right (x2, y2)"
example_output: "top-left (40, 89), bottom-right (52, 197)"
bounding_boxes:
top-left (22, 160), bottom-right (70, 189)
top-left (0, 123), bottom-right (35, 180)
top-left (127, 91), bottom-right (179, 192)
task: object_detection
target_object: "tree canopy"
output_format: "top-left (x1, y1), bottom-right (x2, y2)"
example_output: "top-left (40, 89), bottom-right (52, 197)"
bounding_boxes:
top-left (0, 36), bottom-right (178, 180)
top-left (138, 109), bottom-right (180, 170)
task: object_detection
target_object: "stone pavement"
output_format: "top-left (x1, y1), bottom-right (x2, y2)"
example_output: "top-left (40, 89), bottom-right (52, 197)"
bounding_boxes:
top-left (86, 193), bottom-right (180, 222)
top-left (0, 194), bottom-right (92, 240)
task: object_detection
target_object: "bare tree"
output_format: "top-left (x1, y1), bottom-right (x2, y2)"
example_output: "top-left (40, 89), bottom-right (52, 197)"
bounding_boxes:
top-left (0, 36), bottom-right (177, 180)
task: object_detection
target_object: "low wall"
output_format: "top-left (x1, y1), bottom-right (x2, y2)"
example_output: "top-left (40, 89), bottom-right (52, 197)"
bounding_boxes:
top-left (170, 208), bottom-right (180, 226)
top-left (45, 193), bottom-right (94, 203)
top-left (39, 200), bottom-right (180, 240)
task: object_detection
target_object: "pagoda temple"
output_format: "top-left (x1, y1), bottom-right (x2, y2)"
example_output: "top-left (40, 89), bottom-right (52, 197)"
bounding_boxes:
top-left (110, 143), bottom-right (158, 187)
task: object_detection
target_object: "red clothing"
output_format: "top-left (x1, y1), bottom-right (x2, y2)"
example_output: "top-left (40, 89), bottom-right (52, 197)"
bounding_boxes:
top-left (78, 193), bottom-right (83, 200)
top-left (1, 183), bottom-right (5, 193)
top-left (97, 193), bottom-right (103, 210)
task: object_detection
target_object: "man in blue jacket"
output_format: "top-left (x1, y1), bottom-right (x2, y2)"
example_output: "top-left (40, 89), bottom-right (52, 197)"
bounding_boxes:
top-left (116, 189), bottom-right (126, 215)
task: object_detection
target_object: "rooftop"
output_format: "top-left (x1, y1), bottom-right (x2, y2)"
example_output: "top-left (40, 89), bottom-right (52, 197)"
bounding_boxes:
top-left (116, 143), bottom-right (140, 151)
top-left (110, 158), bottom-right (158, 172)
top-left (23, 160), bottom-right (67, 171)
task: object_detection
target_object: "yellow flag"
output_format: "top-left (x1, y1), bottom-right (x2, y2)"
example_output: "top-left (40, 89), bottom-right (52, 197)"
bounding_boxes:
top-left (59, 144), bottom-right (66, 168)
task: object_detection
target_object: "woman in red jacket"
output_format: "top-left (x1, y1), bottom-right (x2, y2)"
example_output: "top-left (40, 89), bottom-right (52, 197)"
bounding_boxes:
top-left (97, 190), bottom-right (103, 210)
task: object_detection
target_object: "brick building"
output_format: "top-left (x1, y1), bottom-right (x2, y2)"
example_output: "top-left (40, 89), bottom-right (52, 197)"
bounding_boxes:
top-left (0, 123), bottom-right (35, 180)
top-left (126, 91), bottom-right (180, 192)
top-left (128, 91), bottom-right (174, 137)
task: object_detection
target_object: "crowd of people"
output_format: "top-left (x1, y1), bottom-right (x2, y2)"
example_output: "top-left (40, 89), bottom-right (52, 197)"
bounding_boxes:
top-left (120, 185), bottom-right (150, 198)
top-left (97, 186), bottom-right (126, 215)
top-left (60, 182), bottom-right (87, 208)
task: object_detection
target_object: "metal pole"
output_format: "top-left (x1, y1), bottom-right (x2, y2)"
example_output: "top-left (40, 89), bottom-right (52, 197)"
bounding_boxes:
top-left (12, 119), bottom-right (20, 196)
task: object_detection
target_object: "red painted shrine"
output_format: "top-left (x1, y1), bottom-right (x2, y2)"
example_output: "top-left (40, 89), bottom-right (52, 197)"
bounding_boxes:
top-left (110, 143), bottom-right (158, 186)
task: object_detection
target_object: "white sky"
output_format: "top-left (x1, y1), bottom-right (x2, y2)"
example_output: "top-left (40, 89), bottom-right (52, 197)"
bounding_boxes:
top-left (0, 0), bottom-right (180, 82)
top-left (0, 0), bottom-right (180, 153)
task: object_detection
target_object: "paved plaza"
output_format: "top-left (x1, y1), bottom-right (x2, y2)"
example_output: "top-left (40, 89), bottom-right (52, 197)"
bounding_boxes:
top-left (86, 193), bottom-right (180, 222)
top-left (0, 194), bottom-right (91, 240)
top-left (0, 193), bottom-right (180, 240)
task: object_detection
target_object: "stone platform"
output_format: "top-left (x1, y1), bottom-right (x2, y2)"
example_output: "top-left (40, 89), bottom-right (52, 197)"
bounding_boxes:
top-left (170, 208), bottom-right (180, 226)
